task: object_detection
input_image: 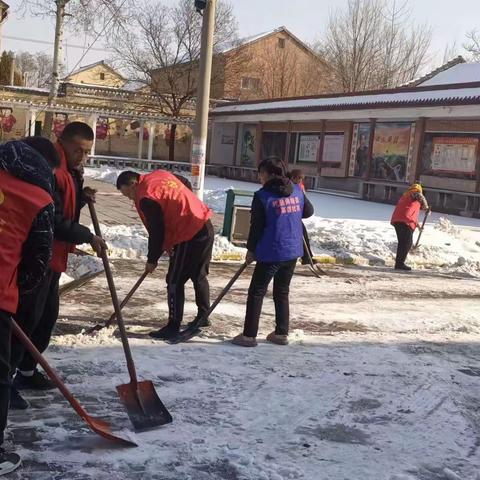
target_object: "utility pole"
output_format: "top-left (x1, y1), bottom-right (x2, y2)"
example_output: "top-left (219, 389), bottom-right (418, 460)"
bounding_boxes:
top-left (191, 0), bottom-right (216, 200)
top-left (43, 0), bottom-right (69, 138)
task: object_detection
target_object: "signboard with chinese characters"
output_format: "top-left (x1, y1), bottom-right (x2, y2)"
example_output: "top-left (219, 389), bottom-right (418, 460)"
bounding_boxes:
top-left (322, 134), bottom-right (344, 165)
top-left (431, 137), bottom-right (478, 174)
top-left (297, 134), bottom-right (320, 163)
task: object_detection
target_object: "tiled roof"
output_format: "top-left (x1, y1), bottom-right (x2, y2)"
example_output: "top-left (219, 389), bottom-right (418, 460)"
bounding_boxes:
top-left (212, 82), bottom-right (480, 116)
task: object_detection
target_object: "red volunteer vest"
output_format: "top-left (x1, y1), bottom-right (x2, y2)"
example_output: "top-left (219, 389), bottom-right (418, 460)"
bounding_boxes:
top-left (51, 143), bottom-right (76, 273)
top-left (0, 171), bottom-right (52, 314)
top-left (135, 170), bottom-right (212, 251)
top-left (391, 193), bottom-right (421, 231)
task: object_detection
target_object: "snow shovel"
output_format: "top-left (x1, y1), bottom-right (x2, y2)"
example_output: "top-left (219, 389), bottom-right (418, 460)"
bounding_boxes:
top-left (88, 201), bottom-right (173, 431)
top-left (167, 262), bottom-right (248, 344)
top-left (10, 318), bottom-right (137, 447)
top-left (302, 236), bottom-right (327, 277)
top-left (412, 209), bottom-right (431, 250)
top-left (85, 271), bottom-right (149, 334)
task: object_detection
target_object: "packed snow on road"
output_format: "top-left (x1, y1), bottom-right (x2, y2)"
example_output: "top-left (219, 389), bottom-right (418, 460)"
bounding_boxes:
top-left (8, 168), bottom-right (480, 479)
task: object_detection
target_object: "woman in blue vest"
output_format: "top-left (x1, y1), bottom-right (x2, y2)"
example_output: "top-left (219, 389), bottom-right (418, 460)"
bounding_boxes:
top-left (232, 157), bottom-right (314, 347)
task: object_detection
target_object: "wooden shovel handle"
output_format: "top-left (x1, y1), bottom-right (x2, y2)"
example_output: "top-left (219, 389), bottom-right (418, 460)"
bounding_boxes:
top-left (88, 201), bottom-right (139, 386)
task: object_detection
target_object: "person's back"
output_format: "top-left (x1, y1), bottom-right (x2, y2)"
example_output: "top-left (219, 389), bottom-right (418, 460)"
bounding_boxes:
top-left (232, 157), bottom-right (313, 348)
top-left (135, 169), bottom-right (211, 251)
top-left (0, 140), bottom-right (55, 476)
top-left (254, 179), bottom-right (304, 263)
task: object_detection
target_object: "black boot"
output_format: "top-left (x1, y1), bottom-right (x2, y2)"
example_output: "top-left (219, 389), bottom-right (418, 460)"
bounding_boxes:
top-left (187, 315), bottom-right (211, 328)
top-left (149, 324), bottom-right (180, 340)
top-left (9, 388), bottom-right (29, 410)
top-left (395, 263), bottom-right (412, 271)
top-left (14, 370), bottom-right (55, 391)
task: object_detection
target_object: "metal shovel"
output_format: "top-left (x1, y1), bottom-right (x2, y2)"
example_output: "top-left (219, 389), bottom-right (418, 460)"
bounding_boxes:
top-left (167, 262), bottom-right (248, 344)
top-left (88, 201), bottom-right (173, 431)
top-left (10, 318), bottom-right (137, 447)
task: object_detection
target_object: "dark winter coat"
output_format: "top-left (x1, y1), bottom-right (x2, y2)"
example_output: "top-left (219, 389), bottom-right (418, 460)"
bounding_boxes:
top-left (0, 141), bottom-right (55, 293)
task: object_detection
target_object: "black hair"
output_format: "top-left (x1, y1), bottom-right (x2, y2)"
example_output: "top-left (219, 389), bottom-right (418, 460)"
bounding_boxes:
top-left (60, 121), bottom-right (94, 141)
top-left (116, 170), bottom-right (140, 190)
top-left (257, 156), bottom-right (287, 178)
top-left (22, 136), bottom-right (61, 168)
top-left (289, 168), bottom-right (304, 179)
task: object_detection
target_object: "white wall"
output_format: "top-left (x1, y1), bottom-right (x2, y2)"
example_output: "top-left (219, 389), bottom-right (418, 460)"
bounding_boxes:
top-left (210, 122), bottom-right (236, 165)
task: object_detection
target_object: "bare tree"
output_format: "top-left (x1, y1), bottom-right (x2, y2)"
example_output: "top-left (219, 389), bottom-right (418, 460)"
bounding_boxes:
top-left (464, 30), bottom-right (480, 61)
top-left (442, 41), bottom-right (460, 64)
top-left (319, 0), bottom-right (432, 92)
top-left (253, 38), bottom-right (328, 99)
top-left (16, 52), bottom-right (61, 88)
top-left (108, 0), bottom-right (239, 161)
top-left (18, 0), bottom-right (131, 35)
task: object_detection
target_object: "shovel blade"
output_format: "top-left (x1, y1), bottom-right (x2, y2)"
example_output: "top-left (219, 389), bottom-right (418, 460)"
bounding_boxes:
top-left (116, 380), bottom-right (172, 432)
top-left (87, 416), bottom-right (138, 447)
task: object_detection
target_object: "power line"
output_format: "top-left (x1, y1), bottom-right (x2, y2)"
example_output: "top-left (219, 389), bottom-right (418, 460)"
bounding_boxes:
top-left (4, 34), bottom-right (114, 53)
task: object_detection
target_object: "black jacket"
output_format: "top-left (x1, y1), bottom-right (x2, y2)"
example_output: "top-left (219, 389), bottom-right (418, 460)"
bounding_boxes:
top-left (0, 141), bottom-right (55, 293)
top-left (53, 163), bottom-right (93, 245)
top-left (247, 177), bottom-right (314, 252)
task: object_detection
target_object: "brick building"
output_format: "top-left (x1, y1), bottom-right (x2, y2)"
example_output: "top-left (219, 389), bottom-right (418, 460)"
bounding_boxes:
top-left (152, 26), bottom-right (331, 102)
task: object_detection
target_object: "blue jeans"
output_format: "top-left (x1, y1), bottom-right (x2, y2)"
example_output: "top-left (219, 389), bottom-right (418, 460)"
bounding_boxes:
top-left (243, 259), bottom-right (297, 338)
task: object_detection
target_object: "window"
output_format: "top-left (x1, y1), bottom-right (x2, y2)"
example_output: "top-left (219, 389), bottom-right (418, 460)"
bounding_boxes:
top-left (278, 38), bottom-right (286, 49)
top-left (241, 77), bottom-right (260, 90)
top-left (100, 72), bottom-right (105, 80)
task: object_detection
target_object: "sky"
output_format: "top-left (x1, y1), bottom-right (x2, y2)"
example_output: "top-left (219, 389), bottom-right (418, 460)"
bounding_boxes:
top-left (2, 0), bottom-right (480, 77)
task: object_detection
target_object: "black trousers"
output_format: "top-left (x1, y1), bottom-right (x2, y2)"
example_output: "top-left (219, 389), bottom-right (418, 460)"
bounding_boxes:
top-left (243, 259), bottom-right (297, 338)
top-left (11, 270), bottom-right (60, 375)
top-left (0, 310), bottom-right (12, 445)
top-left (166, 221), bottom-right (214, 329)
top-left (393, 223), bottom-right (414, 266)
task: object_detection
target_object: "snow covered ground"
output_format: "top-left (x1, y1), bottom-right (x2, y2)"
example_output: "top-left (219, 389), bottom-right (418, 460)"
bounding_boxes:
top-left (7, 168), bottom-right (480, 479)
top-left (8, 260), bottom-right (480, 479)
top-left (83, 167), bottom-right (480, 276)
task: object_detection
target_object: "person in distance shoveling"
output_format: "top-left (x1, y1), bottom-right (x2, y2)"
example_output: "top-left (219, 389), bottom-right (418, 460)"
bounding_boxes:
top-left (116, 170), bottom-right (214, 341)
top-left (391, 182), bottom-right (430, 272)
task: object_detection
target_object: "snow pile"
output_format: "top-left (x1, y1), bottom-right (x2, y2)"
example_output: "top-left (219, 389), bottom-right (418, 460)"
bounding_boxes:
top-left (84, 166), bottom-right (257, 215)
top-left (59, 253), bottom-right (104, 286)
top-left (305, 216), bottom-right (480, 274)
top-left (84, 166), bottom-right (123, 184)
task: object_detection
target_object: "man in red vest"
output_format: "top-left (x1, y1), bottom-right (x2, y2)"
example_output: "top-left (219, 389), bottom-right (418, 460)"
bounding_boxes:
top-left (10, 123), bottom-right (106, 410)
top-left (116, 170), bottom-right (214, 341)
top-left (0, 140), bottom-right (56, 476)
top-left (391, 183), bottom-right (430, 271)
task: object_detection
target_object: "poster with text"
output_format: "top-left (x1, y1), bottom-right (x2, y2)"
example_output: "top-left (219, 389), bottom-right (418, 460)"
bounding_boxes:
top-left (371, 123), bottom-right (412, 182)
top-left (322, 134), bottom-right (344, 165)
top-left (298, 134), bottom-right (320, 163)
top-left (431, 137), bottom-right (478, 174)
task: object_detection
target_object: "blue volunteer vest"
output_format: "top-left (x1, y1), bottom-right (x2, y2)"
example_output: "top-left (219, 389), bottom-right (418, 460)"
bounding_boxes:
top-left (255, 183), bottom-right (304, 263)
